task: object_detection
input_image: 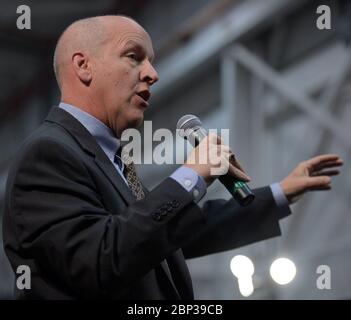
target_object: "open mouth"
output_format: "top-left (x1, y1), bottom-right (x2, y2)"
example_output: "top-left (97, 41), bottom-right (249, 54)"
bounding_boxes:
top-left (136, 90), bottom-right (151, 106)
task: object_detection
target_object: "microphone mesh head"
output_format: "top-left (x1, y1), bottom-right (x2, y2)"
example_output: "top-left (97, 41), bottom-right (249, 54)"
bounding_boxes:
top-left (177, 114), bottom-right (202, 131)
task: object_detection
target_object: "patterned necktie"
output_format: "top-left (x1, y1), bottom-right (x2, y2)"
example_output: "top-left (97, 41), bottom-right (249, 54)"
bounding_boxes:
top-left (114, 149), bottom-right (145, 201)
top-left (115, 148), bottom-right (175, 291)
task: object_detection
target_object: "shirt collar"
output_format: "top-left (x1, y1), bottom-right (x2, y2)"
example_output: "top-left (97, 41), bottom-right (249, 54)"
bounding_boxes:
top-left (58, 102), bottom-right (120, 162)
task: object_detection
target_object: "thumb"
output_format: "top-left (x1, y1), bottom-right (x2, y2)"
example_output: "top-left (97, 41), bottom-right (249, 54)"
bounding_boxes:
top-left (207, 133), bottom-right (218, 145)
top-left (228, 163), bottom-right (251, 182)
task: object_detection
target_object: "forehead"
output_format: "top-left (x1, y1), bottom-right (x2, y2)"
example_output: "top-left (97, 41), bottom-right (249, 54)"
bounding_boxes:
top-left (110, 21), bottom-right (154, 55)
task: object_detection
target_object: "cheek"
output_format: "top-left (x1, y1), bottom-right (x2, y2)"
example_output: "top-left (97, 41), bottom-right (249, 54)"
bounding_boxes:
top-left (112, 70), bottom-right (134, 88)
top-left (113, 79), bottom-right (120, 88)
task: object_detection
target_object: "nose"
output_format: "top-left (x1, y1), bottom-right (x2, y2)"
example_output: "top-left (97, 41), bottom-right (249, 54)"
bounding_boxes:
top-left (140, 60), bottom-right (159, 85)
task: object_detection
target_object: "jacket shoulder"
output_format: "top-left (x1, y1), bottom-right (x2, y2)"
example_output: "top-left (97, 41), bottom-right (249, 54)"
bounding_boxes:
top-left (6, 121), bottom-right (87, 190)
top-left (20, 121), bottom-right (81, 153)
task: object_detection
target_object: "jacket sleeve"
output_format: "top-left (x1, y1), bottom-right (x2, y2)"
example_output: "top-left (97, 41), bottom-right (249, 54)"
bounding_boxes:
top-left (6, 137), bottom-right (206, 298)
top-left (182, 187), bottom-right (291, 259)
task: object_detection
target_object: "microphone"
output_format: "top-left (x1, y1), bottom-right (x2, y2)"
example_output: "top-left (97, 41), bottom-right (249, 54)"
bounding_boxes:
top-left (177, 114), bottom-right (255, 206)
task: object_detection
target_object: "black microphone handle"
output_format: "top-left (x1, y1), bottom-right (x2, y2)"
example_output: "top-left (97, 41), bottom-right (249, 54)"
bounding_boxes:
top-left (188, 129), bottom-right (255, 207)
top-left (218, 175), bottom-right (255, 207)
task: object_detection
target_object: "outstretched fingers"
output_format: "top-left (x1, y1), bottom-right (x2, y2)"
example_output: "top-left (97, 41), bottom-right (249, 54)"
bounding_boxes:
top-left (304, 176), bottom-right (331, 189)
top-left (305, 154), bottom-right (343, 168)
top-left (312, 169), bottom-right (340, 177)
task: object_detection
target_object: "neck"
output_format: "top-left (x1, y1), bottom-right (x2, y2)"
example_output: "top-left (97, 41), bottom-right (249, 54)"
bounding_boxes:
top-left (61, 91), bottom-right (107, 125)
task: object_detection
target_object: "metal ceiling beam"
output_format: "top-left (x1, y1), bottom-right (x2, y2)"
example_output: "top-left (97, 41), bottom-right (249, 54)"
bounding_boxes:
top-left (282, 52), bottom-right (351, 244)
top-left (230, 44), bottom-right (351, 151)
top-left (155, 0), bottom-right (238, 60)
top-left (152, 0), bottom-right (307, 104)
top-left (263, 40), bottom-right (351, 128)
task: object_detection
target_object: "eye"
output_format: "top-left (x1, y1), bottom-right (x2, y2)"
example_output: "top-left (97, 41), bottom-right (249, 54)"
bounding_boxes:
top-left (127, 52), bottom-right (139, 61)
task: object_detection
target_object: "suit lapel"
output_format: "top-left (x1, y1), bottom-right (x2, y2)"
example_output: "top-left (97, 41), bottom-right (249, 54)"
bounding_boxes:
top-left (93, 154), bottom-right (135, 204)
top-left (45, 107), bottom-right (135, 204)
top-left (45, 107), bottom-right (185, 298)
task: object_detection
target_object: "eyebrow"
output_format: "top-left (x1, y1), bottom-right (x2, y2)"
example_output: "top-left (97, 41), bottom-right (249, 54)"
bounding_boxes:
top-left (123, 40), bottom-right (155, 62)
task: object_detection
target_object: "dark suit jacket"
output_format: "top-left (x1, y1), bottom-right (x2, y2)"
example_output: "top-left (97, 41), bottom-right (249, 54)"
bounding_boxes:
top-left (2, 107), bottom-right (291, 299)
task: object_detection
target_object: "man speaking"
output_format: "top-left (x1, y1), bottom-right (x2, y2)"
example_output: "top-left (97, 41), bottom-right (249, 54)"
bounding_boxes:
top-left (2, 15), bottom-right (343, 299)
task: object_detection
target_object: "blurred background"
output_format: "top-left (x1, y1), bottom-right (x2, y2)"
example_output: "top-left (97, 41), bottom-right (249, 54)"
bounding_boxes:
top-left (0, 0), bottom-right (350, 299)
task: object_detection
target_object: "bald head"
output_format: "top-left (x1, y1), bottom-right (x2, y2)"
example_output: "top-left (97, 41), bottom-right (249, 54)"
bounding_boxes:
top-left (53, 15), bottom-right (158, 136)
top-left (53, 15), bottom-right (139, 90)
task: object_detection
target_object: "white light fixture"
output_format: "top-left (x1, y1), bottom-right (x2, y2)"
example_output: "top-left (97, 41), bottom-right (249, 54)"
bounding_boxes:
top-left (230, 255), bottom-right (255, 297)
top-left (270, 258), bottom-right (296, 285)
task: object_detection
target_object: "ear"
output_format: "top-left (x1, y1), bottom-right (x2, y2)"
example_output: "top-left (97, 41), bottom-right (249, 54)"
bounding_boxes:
top-left (72, 52), bottom-right (92, 84)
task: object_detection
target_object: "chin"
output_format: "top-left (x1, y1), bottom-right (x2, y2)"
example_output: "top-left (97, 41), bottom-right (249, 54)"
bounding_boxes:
top-left (129, 114), bottom-right (144, 129)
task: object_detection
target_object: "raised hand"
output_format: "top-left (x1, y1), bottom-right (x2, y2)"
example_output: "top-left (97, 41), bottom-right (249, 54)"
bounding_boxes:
top-left (280, 154), bottom-right (343, 204)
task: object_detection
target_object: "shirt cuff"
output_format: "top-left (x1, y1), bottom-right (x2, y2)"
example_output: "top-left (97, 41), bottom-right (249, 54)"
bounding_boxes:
top-left (270, 182), bottom-right (289, 207)
top-left (170, 166), bottom-right (207, 203)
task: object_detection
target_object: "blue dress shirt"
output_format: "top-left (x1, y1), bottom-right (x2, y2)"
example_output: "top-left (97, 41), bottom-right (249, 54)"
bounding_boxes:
top-left (58, 103), bottom-right (288, 206)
